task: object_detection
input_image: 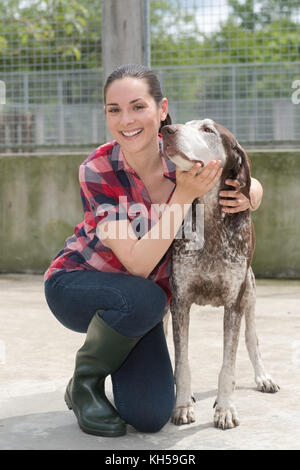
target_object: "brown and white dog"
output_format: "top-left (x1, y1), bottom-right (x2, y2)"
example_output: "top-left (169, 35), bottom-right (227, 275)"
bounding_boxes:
top-left (161, 119), bottom-right (279, 430)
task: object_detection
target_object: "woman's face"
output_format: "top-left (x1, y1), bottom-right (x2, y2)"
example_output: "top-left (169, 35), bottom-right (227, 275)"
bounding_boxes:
top-left (105, 76), bottom-right (168, 157)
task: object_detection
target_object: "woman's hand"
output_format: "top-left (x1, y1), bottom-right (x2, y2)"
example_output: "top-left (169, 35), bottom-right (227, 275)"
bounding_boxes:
top-left (176, 160), bottom-right (223, 203)
top-left (219, 177), bottom-right (263, 213)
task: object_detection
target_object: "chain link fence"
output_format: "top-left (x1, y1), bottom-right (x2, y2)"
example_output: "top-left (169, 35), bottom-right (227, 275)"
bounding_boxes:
top-left (151, 0), bottom-right (300, 144)
top-left (0, 0), bottom-right (299, 151)
top-left (155, 62), bottom-right (300, 142)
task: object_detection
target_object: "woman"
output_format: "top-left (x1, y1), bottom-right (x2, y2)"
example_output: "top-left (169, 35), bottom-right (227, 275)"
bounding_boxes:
top-left (44, 64), bottom-right (263, 437)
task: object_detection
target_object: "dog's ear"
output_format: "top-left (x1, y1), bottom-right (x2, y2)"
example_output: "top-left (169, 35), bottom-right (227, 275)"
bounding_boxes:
top-left (232, 144), bottom-right (252, 204)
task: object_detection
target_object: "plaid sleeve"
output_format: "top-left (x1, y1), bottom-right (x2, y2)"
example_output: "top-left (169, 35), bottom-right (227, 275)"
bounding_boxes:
top-left (79, 163), bottom-right (128, 235)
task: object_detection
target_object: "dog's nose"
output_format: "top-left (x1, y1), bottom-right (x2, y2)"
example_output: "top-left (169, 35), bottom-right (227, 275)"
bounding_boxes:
top-left (161, 125), bottom-right (178, 136)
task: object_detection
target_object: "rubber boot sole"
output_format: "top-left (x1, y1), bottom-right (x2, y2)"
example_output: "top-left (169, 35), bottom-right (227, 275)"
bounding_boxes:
top-left (64, 388), bottom-right (126, 437)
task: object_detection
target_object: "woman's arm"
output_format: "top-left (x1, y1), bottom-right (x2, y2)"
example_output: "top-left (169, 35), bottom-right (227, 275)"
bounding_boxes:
top-left (97, 161), bottom-right (223, 278)
top-left (248, 177), bottom-right (263, 211)
top-left (219, 177), bottom-right (263, 213)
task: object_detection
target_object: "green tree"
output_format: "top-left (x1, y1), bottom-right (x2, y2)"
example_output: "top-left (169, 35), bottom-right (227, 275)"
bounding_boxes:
top-left (0, 0), bottom-right (101, 71)
top-left (229, 0), bottom-right (300, 30)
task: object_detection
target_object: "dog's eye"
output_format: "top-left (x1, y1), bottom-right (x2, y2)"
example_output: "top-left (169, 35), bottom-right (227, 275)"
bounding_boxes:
top-left (232, 145), bottom-right (245, 164)
top-left (232, 144), bottom-right (242, 155)
top-left (202, 126), bottom-right (214, 134)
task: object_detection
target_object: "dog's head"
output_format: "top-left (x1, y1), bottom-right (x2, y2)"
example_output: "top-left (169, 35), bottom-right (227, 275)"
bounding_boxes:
top-left (161, 119), bottom-right (251, 200)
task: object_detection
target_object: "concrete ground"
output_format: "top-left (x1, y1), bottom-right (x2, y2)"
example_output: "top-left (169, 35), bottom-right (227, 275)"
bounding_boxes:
top-left (0, 274), bottom-right (300, 450)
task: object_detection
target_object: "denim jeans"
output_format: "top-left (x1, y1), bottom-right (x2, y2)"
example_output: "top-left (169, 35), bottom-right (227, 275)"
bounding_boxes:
top-left (44, 270), bottom-right (175, 432)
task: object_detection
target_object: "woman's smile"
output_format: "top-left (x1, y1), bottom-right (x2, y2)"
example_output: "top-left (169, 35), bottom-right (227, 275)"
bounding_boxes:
top-left (120, 128), bottom-right (144, 138)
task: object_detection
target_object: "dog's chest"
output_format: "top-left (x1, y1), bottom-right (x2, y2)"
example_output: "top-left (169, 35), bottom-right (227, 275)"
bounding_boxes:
top-left (170, 195), bottom-right (251, 307)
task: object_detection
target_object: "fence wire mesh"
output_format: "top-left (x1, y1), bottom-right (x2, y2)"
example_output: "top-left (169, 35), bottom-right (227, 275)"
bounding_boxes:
top-left (0, 0), bottom-right (299, 151)
top-left (151, 0), bottom-right (300, 143)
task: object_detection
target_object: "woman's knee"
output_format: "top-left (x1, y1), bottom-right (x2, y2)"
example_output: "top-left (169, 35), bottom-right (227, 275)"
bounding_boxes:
top-left (114, 385), bottom-right (174, 433)
top-left (127, 403), bottom-right (174, 433)
top-left (44, 275), bottom-right (93, 333)
top-left (132, 416), bottom-right (171, 434)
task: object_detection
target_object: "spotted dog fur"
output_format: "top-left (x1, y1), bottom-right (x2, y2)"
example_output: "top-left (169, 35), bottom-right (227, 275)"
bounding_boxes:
top-left (161, 119), bottom-right (279, 429)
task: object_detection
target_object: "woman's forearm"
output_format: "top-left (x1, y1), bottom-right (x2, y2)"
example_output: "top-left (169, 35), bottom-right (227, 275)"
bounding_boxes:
top-left (129, 187), bottom-right (193, 278)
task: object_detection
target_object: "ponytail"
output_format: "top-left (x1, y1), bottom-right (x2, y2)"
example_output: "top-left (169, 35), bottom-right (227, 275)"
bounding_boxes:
top-left (159, 113), bottom-right (172, 133)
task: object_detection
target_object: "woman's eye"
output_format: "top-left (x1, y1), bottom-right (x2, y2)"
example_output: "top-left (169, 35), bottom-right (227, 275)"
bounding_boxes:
top-left (134, 105), bottom-right (144, 110)
top-left (108, 108), bottom-right (120, 113)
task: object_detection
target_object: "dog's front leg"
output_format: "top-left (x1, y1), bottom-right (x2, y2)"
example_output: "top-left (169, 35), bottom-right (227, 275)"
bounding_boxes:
top-left (171, 299), bottom-right (195, 425)
top-left (214, 306), bottom-right (242, 429)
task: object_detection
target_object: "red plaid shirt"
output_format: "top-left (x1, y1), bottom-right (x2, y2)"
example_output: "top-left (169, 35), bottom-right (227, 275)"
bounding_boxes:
top-left (44, 138), bottom-right (176, 304)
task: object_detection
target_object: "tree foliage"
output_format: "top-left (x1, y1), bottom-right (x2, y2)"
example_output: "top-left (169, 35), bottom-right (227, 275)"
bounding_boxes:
top-left (1, 0), bottom-right (299, 71)
top-left (149, 0), bottom-right (300, 101)
top-left (0, 0), bottom-right (101, 70)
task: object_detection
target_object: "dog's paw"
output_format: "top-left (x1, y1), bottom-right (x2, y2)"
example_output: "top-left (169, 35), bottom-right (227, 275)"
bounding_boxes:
top-left (213, 402), bottom-right (240, 430)
top-left (255, 374), bottom-right (280, 393)
top-left (171, 404), bottom-right (195, 425)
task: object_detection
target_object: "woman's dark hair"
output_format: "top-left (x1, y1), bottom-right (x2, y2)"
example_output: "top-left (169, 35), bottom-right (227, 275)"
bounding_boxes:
top-left (103, 64), bottom-right (172, 133)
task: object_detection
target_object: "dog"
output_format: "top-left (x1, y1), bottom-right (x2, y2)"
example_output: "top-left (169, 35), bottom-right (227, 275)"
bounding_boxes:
top-left (161, 119), bottom-right (279, 430)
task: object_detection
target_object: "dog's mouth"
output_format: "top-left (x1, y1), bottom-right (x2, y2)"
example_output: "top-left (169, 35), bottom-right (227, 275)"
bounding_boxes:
top-left (164, 145), bottom-right (204, 168)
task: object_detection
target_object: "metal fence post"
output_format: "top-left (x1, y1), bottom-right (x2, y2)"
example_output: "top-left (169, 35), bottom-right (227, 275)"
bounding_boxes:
top-left (232, 65), bottom-right (236, 136)
top-left (57, 78), bottom-right (64, 145)
top-left (144, 0), bottom-right (151, 67)
top-left (102, 0), bottom-right (147, 76)
top-left (101, 0), bottom-right (148, 140)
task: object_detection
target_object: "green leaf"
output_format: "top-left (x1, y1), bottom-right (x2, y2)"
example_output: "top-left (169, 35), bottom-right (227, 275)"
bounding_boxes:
top-left (65, 23), bottom-right (73, 35)
top-left (0, 36), bottom-right (8, 52)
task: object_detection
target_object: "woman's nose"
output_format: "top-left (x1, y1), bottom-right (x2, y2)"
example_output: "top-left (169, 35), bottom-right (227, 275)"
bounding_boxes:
top-left (120, 110), bottom-right (134, 126)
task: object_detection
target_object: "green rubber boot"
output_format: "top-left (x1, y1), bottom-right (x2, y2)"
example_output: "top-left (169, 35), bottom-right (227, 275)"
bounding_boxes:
top-left (64, 311), bottom-right (141, 437)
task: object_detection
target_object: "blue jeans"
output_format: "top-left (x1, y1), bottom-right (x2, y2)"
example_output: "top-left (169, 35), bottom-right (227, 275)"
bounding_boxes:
top-left (44, 270), bottom-right (175, 433)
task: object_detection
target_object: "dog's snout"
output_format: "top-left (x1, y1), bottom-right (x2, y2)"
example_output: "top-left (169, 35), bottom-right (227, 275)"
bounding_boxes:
top-left (161, 125), bottom-right (178, 136)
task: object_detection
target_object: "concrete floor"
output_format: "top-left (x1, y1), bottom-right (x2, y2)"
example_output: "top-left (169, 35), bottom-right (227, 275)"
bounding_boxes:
top-left (0, 274), bottom-right (300, 450)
